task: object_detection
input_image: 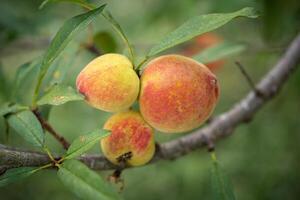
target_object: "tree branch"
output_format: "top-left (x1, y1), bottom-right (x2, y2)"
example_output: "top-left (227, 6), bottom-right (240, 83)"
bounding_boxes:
top-left (1, 33), bottom-right (300, 171)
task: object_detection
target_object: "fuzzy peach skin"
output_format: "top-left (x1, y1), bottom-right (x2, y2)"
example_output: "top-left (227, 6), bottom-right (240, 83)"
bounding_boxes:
top-left (101, 111), bottom-right (155, 166)
top-left (76, 54), bottom-right (139, 112)
top-left (139, 55), bottom-right (219, 133)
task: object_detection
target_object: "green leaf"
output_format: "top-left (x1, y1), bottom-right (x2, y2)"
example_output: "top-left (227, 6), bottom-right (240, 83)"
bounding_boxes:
top-left (64, 129), bottom-right (110, 160)
top-left (12, 60), bottom-right (40, 100)
top-left (7, 110), bottom-right (44, 148)
top-left (33, 5), bottom-right (106, 105)
top-left (39, 0), bottom-right (94, 10)
top-left (148, 7), bottom-right (258, 57)
top-left (211, 153), bottom-right (236, 200)
top-left (40, 0), bottom-right (134, 64)
top-left (194, 42), bottom-right (246, 64)
top-left (39, 4), bottom-right (105, 75)
top-left (43, 43), bottom-right (79, 88)
top-left (13, 61), bottom-right (35, 94)
top-left (37, 84), bottom-right (84, 106)
top-left (0, 167), bottom-right (38, 187)
top-left (58, 160), bottom-right (120, 200)
top-left (0, 103), bottom-right (28, 117)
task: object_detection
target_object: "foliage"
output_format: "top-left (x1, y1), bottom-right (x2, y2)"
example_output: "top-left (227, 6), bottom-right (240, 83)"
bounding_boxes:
top-left (58, 160), bottom-right (120, 200)
top-left (32, 4), bottom-right (106, 106)
top-left (211, 152), bottom-right (236, 200)
top-left (147, 7), bottom-right (257, 57)
top-left (64, 129), bottom-right (110, 160)
top-left (7, 110), bottom-right (44, 148)
top-left (37, 84), bottom-right (84, 106)
top-left (0, 167), bottom-right (40, 187)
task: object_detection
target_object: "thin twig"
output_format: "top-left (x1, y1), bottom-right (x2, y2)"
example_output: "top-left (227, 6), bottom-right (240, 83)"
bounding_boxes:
top-left (4, 119), bottom-right (9, 143)
top-left (135, 56), bottom-right (149, 72)
top-left (32, 109), bottom-right (70, 150)
top-left (84, 43), bottom-right (102, 56)
top-left (235, 61), bottom-right (264, 97)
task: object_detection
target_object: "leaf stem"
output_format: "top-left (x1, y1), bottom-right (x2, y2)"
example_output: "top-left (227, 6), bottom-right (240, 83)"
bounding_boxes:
top-left (135, 56), bottom-right (149, 71)
top-left (56, 157), bottom-right (65, 164)
top-left (36, 163), bottom-right (53, 171)
top-left (32, 72), bottom-right (45, 108)
top-left (43, 146), bottom-right (55, 162)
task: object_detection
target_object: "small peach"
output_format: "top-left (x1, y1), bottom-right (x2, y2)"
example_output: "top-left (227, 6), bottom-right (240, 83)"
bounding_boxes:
top-left (76, 54), bottom-right (139, 112)
top-left (101, 111), bottom-right (155, 166)
top-left (183, 32), bottom-right (225, 72)
top-left (139, 55), bottom-right (219, 133)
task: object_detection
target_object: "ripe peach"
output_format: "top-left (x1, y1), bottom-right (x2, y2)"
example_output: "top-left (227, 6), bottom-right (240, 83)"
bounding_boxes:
top-left (76, 54), bottom-right (139, 112)
top-left (195, 32), bottom-right (223, 49)
top-left (183, 32), bottom-right (225, 72)
top-left (101, 111), bottom-right (155, 166)
top-left (139, 55), bottom-right (219, 133)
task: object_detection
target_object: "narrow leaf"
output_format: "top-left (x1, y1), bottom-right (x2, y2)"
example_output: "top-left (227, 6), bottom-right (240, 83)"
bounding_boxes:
top-left (12, 60), bottom-right (40, 100)
top-left (194, 42), bottom-right (246, 63)
top-left (7, 110), bottom-right (44, 148)
top-left (0, 167), bottom-right (38, 187)
top-left (37, 85), bottom-right (84, 106)
top-left (211, 153), bottom-right (236, 200)
top-left (148, 7), bottom-right (258, 57)
top-left (39, 4), bottom-right (106, 75)
top-left (33, 5), bottom-right (106, 104)
top-left (43, 43), bottom-right (79, 88)
top-left (39, 0), bottom-right (94, 10)
top-left (64, 129), bottom-right (110, 160)
top-left (58, 160), bottom-right (120, 200)
top-left (0, 103), bottom-right (28, 117)
top-left (40, 0), bottom-right (134, 63)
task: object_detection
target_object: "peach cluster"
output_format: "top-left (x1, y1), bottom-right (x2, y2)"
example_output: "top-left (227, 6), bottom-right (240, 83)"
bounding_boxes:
top-left (76, 53), bottom-right (219, 166)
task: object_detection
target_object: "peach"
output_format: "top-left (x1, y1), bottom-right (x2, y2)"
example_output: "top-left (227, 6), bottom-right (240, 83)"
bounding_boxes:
top-left (101, 111), bottom-right (155, 166)
top-left (139, 55), bottom-right (219, 133)
top-left (76, 54), bottom-right (139, 112)
top-left (195, 32), bottom-right (223, 49)
top-left (183, 33), bottom-right (225, 72)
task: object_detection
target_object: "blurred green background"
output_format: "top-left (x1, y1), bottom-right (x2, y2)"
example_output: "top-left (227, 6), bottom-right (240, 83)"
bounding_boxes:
top-left (0, 0), bottom-right (300, 199)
